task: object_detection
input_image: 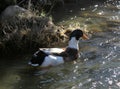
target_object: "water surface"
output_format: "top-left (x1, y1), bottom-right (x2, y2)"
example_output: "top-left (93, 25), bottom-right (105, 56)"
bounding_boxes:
top-left (0, 0), bottom-right (120, 89)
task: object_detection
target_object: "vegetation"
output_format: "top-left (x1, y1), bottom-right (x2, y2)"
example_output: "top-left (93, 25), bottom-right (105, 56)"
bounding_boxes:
top-left (0, 0), bottom-right (108, 57)
top-left (0, 13), bottom-right (69, 56)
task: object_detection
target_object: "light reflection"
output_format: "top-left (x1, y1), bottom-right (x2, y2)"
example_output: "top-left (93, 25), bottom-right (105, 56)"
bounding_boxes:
top-left (94, 5), bottom-right (99, 8)
top-left (116, 5), bottom-right (120, 9)
top-left (71, 86), bottom-right (76, 89)
top-left (81, 8), bottom-right (86, 11)
top-left (109, 16), bottom-right (119, 20)
top-left (92, 8), bottom-right (97, 12)
top-left (92, 82), bottom-right (97, 88)
top-left (108, 80), bottom-right (113, 85)
top-left (97, 11), bottom-right (104, 15)
top-left (116, 82), bottom-right (120, 87)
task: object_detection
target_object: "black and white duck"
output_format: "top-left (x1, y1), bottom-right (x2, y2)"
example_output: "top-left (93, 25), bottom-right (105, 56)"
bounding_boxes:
top-left (28, 29), bottom-right (89, 68)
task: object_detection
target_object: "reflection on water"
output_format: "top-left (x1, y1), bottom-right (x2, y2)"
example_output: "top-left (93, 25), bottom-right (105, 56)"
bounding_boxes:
top-left (0, 0), bottom-right (120, 89)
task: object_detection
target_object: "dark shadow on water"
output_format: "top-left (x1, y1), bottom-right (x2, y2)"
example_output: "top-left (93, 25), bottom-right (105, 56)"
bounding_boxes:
top-left (52, 0), bottom-right (107, 23)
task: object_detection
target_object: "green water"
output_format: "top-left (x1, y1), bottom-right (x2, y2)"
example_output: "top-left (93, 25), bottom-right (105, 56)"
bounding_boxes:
top-left (0, 0), bottom-right (120, 89)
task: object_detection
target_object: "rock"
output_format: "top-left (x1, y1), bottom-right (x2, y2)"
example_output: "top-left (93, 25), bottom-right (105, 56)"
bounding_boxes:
top-left (0, 0), bottom-right (16, 14)
top-left (0, 5), bottom-right (27, 22)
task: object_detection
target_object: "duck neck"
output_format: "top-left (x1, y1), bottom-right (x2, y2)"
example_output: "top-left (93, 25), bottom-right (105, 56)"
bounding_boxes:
top-left (68, 37), bottom-right (79, 50)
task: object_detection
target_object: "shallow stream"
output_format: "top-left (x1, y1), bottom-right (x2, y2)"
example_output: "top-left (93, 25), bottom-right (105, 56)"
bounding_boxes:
top-left (0, 0), bottom-right (120, 89)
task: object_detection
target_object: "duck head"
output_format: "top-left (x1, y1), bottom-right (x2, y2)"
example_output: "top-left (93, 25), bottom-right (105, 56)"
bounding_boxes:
top-left (68, 29), bottom-right (89, 50)
top-left (69, 29), bottom-right (89, 40)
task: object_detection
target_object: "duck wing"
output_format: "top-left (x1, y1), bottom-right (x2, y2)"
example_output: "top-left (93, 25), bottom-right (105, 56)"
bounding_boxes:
top-left (39, 48), bottom-right (65, 54)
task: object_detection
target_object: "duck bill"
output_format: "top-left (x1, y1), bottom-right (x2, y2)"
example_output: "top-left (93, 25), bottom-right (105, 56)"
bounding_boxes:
top-left (82, 34), bottom-right (89, 40)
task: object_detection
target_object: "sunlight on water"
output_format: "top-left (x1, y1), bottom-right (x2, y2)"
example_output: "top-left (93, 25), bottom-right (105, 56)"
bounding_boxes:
top-left (0, 0), bottom-right (120, 89)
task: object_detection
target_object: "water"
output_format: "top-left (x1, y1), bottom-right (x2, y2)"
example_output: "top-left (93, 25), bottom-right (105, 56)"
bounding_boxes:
top-left (0, 0), bottom-right (120, 89)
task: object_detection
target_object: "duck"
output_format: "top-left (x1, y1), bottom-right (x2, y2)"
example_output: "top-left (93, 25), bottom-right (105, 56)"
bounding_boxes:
top-left (28, 29), bottom-right (89, 68)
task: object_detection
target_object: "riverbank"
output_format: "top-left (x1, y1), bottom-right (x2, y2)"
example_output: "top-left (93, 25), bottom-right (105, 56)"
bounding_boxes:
top-left (0, 0), bottom-right (115, 57)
